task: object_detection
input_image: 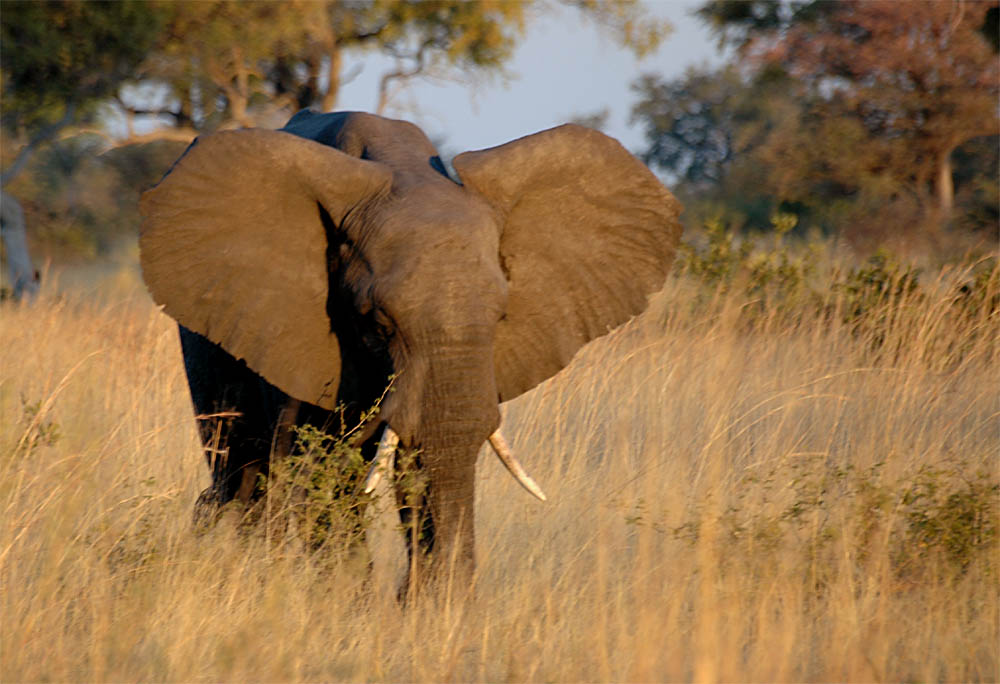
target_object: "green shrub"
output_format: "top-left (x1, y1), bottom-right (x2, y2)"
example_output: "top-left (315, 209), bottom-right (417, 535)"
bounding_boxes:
top-left (675, 219), bottom-right (998, 366)
top-left (834, 251), bottom-right (921, 319)
top-left (259, 389), bottom-right (427, 563)
top-left (643, 456), bottom-right (999, 589)
top-left (15, 395), bottom-right (62, 456)
top-left (676, 214), bottom-right (824, 323)
top-left (899, 464), bottom-right (999, 574)
top-left (265, 421), bottom-right (376, 554)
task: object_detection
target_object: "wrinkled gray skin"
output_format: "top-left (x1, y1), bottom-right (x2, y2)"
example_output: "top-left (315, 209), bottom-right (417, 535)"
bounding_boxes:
top-left (139, 110), bottom-right (682, 591)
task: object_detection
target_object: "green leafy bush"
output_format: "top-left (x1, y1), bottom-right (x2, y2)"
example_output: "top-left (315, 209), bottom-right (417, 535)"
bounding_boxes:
top-left (265, 422), bottom-right (376, 554)
top-left (256, 392), bottom-right (427, 563)
top-left (899, 464), bottom-right (999, 574)
top-left (628, 456), bottom-right (998, 590)
top-left (675, 214), bottom-right (820, 323)
top-left (675, 218), bottom-right (998, 366)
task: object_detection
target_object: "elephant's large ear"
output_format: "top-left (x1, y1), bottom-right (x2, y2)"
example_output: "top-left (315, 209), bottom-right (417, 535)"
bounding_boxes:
top-left (140, 129), bottom-right (392, 409)
top-left (453, 124), bottom-right (681, 401)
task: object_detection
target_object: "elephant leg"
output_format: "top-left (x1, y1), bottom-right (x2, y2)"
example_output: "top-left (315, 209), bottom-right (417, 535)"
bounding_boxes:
top-left (239, 398), bottom-right (301, 504)
top-left (179, 325), bottom-right (292, 519)
top-left (191, 410), bottom-right (274, 528)
top-left (233, 461), bottom-right (264, 506)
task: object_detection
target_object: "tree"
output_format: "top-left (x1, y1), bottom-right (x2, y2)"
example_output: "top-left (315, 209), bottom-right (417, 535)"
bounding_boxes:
top-left (632, 41), bottom-right (998, 252)
top-left (2, 0), bottom-right (672, 268)
top-left (1, 0), bottom-right (165, 296)
top-left (121, 0), bottom-right (671, 135)
top-left (698, 0), bottom-right (999, 223)
top-left (1, 0), bottom-right (165, 181)
top-left (631, 65), bottom-right (809, 233)
top-left (631, 66), bottom-right (773, 188)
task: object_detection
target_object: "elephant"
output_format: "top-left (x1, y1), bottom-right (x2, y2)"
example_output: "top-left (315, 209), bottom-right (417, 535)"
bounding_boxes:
top-left (139, 110), bottom-right (682, 591)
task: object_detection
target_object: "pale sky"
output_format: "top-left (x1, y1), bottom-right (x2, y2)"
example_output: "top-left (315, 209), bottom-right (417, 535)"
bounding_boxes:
top-left (333, 0), bottom-right (725, 157)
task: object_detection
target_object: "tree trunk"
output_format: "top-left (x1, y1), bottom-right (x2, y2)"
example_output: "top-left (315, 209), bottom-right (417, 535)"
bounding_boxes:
top-left (935, 147), bottom-right (955, 215)
top-left (0, 191), bottom-right (40, 300)
top-left (231, 47), bottom-right (251, 127)
top-left (320, 48), bottom-right (342, 112)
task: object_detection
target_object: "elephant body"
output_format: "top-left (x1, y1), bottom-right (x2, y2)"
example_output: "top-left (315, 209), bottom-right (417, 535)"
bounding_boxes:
top-left (140, 110), bottom-right (682, 590)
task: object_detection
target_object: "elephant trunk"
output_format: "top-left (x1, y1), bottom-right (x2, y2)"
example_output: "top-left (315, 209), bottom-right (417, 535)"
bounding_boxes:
top-left (413, 427), bottom-right (546, 590)
top-left (421, 440), bottom-right (478, 583)
top-left (390, 345), bottom-right (495, 592)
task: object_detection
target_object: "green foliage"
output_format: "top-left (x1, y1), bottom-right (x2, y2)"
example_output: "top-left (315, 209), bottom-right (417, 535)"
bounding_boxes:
top-left (256, 389), bottom-right (389, 555)
top-left (367, 0), bottom-right (527, 67)
top-left (262, 421), bottom-right (429, 564)
top-left (675, 218), bottom-right (999, 369)
top-left (6, 136), bottom-right (185, 260)
top-left (2, 0), bottom-right (668, 136)
top-left (831, 253), bottom-right (996, 367)
top-left (636, 1), bottom-right (999, 251)
top-left (138, 0), bottom-right (668, 130)
top-left (900, 465), bottom-right (1000, 573)
top-left (255, 382), bottom-right (428, 560)
top-left (629, 455), bottom-right (998, 586)
top-left (674, 215), bottom-right (818, 319)
top-left (265, 422), bottom-right (376, 554)
top-left (952, 134), bottom-right (1000, 235)
top-left (953, 260), bottom-right (1000, 320)
top-left (568, 0), bottom-right (672, 58)
top-left (1, 0), bottom-right (164, 132)
top-left (834, 251), bottom-right (922, 327)
top-left (675, 219), bottom-right (752, 287)
top-left (631, 65), bottom-right (792, 190)
top-left (16, 396), bottom-right (62, 457)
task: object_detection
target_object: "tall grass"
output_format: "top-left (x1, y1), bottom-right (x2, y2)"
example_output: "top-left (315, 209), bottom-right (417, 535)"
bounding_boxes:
top-left (2, 250), bottom-right (997, 682)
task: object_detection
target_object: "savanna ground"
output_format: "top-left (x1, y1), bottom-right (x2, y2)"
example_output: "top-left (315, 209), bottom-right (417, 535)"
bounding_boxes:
top-left (2, 231), bottom-right (998, 682)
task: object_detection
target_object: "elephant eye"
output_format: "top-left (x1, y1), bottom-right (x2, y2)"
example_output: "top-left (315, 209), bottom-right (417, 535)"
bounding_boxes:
top-left (373, 308), bottom-right (394, 335)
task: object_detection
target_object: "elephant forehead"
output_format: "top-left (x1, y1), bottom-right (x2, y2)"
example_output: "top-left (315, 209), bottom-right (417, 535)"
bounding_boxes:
top-left (338, 187), bottom-right (506, 319)
top-left (387, 240), bottom-right (508, 315)
top-left (373, 237), bottom-right (507, 333)
top-left (367, 191), bottom-right (501, 269)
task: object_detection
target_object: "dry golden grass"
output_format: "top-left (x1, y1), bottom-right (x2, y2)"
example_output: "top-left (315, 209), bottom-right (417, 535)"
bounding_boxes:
top-left (2, 259), bottom-right (997, 682)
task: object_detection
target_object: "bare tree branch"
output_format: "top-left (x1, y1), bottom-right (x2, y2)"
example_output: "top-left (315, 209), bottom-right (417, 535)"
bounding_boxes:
top-left (1, 105), bottom-right (77, 186)
top-left (376, 40), bottom-right (435, 114)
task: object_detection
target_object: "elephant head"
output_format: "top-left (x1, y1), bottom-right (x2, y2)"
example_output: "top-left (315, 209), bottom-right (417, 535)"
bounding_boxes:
top-left (139, 110), bottom-right (681, 586)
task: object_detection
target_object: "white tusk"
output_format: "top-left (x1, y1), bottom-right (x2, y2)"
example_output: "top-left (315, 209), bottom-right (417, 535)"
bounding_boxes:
top-left (488, 431), bottom-right (547, 502)
top-left (363, 426), bottom-right (399, 494)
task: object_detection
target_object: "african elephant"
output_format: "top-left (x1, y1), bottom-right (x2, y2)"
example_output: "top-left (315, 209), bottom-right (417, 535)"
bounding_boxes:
top-left (139, 110), bottom-right (681, 590)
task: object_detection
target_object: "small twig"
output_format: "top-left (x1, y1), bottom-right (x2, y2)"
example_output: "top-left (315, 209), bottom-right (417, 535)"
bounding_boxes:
top-left (14, 350), bottom-right (103, 456)
top-left (194, 411), bottom-right (243, 420)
